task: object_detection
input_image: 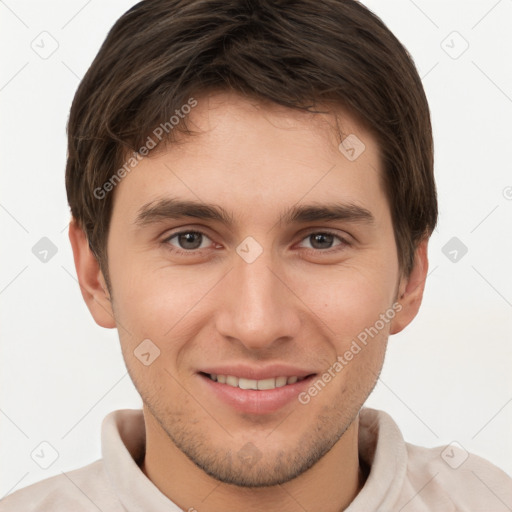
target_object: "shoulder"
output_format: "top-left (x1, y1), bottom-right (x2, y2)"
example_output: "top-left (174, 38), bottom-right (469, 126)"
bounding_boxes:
top-left (358, 408), bottom-right (512, 511)
top-left (404, 441), bottom-right (512, 511)
top-left (0, 460), bottom-right (123, 512)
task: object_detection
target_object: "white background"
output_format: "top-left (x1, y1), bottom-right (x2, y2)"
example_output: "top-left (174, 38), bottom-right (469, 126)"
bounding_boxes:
top-left (1, 0), bottom-right (511, 499)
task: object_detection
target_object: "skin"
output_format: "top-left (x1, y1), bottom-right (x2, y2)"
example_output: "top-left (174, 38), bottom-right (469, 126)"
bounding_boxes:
top-left (69, 90), bottom-right (428, 512)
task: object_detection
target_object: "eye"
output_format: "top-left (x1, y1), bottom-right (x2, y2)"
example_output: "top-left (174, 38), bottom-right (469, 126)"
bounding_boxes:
top-left (161, 229), bottom-right (350, 257)
top-left (164, 230), bottom-right (213, 252)
top-left (298, 231), bottom-right (348, 251)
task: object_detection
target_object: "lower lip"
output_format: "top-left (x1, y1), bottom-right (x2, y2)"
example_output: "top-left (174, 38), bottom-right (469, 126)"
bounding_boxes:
top-left (198, 373), bottom-right (316, 414)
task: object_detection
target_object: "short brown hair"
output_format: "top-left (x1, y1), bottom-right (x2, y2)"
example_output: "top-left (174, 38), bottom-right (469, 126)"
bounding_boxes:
top-left (65, 0), bottom-right (437, 286)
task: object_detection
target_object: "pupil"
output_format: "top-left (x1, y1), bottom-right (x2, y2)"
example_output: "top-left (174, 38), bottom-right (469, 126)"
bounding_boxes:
top-left (311, 233), bottom-right (333, 249)
top-left (179, 232), bottom-right (202, 250)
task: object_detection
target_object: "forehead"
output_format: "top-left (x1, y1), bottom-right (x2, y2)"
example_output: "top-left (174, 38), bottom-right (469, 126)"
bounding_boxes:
top-left (110, 90), bottom-right (386, 227)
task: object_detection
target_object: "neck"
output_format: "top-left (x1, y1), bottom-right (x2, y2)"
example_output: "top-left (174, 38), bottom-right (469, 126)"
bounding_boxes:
top-left (140, 410), bottom-right (364, 512)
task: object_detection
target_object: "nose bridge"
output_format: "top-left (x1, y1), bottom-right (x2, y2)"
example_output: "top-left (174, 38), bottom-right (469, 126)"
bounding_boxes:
top-left (215, 243), bottom-right (300, 348)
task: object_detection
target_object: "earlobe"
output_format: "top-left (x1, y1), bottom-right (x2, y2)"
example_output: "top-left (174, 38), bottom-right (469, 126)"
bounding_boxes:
top-left (389, 239), bottom-right (429, 335)
top-left (68, 217), bottom-right (116, 329)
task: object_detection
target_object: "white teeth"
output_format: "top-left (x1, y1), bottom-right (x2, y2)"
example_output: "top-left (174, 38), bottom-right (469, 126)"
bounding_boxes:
top-left (226, 375), bottom-right (238, 387)
top-left (209, 374), bottom-right (306, 390)
top-left (257, 378), bottom-right (276, 390)
top-left (238, 378), bottom-right (258, 390)
top-left (275, 376), bottom-right (288, 387)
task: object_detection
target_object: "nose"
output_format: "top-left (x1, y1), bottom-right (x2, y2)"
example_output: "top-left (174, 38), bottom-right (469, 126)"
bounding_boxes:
top-left (214, 245), bottom-right (302, 351)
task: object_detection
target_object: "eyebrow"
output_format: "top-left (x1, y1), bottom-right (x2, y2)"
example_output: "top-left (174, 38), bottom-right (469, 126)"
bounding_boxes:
top-left (281, 202), bottom-right (374, 225)
top-left (134, 198), bottom-right (234, 227)
top-left (134, 198), bottom-right (375, 228)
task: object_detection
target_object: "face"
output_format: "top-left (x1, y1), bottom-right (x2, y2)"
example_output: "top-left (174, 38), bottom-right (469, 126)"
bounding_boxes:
top-left (72, 90), bottom-right (427, 487)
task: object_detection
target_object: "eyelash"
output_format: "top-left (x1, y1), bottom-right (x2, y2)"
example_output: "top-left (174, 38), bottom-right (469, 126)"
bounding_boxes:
top-left (161, 229), bottom-right (351, 257)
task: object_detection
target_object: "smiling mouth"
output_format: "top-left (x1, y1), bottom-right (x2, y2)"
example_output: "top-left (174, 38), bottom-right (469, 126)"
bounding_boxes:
top-left (200, 372), bottom-right (315, 390)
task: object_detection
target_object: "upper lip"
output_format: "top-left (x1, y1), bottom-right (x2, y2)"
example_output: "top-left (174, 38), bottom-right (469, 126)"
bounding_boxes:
top-left (198, 364), bottom-right (317, 381)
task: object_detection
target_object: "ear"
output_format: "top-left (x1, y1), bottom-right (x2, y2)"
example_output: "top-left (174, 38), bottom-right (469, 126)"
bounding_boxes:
top-left (389, 238), bottom-right (429, 335)
top-left (68, 217), bottom-right (116, 329)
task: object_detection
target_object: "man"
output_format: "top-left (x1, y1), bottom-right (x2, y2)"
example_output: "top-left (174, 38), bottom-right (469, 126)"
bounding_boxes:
top-left (2, 0), bottom-right (511, 511)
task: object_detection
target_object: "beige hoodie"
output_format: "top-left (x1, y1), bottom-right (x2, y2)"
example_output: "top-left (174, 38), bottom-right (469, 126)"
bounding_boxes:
top-left (1, 407), bottom-right (511, 511)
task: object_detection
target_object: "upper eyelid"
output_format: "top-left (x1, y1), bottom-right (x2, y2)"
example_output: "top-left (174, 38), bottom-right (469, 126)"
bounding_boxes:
top-left (163, 230), bottom-right (214, 246)
top-left (296, 227), bottom-right (350, 239)
top-left (162, 226), bottom-right (213, 240)
top-left (298, 230), bottom-right (348, 242)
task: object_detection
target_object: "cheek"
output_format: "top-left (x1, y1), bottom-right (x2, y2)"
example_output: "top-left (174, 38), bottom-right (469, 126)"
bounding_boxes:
top-left (110, 255), bottom-right (219, 347)
top-left (299, 260), bottom-right (398, 341)
top-left (314, 270), bottom-right (394, 401)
